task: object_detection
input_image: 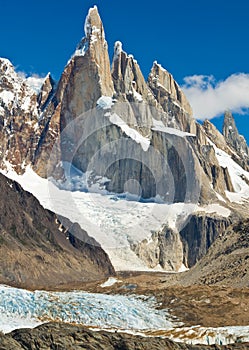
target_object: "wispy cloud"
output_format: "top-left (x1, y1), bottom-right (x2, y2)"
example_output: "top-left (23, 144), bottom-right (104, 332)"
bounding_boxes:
top-left (182, 73), bottom-right (249, 120)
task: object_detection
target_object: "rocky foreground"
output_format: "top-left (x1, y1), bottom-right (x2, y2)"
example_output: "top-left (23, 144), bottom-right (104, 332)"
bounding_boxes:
top-left (0, 323), bottom-right (248, 350)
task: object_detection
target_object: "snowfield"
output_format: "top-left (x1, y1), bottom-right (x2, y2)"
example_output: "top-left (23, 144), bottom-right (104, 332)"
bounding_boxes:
top-left (1, 163), bottom-right (235, 271)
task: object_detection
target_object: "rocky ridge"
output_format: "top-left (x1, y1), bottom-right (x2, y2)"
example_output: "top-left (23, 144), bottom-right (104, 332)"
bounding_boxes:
top-left (0, 322), bottom-right (248, 350)
top-left (0, 172), bottom-right (114, 288)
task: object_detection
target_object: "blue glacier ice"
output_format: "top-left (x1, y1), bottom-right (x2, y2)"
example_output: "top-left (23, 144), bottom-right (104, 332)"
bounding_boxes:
top-left (0, 285), bottom-right (174, 333)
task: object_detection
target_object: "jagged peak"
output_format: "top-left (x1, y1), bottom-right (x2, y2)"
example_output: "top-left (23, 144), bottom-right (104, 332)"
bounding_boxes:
top-left (149, 60), bottom-right (178, 93)
top-left (0, 57), bottom-right (15, 75)
top-left (203, 119), bottom-right (230, 151)
top-left (223, 110), bottom-right (238, 136)
top-left (72, 6), bottom-right (106, 60)
top-left (149, 61), bottom-right (184, 92)
top-left (148, 61), bottom-right (193, 117)
top-left (0, 57), bottom-right (13, 67)
top-left (45, 72), bottom-right (52, 79)
top-left (112, 41), bottom-right (139, 67)
top-left (223, 110), bottom-right (248, 146)
top-left (84, 5), bottom-right (104, 39)
top-left (39, 72), bottom-right (56, 91)
top-left (152, 60), bottom-right (168, 73)
top-left (223, 110), bottom-right (249, 158)
top-left (43, 72), bottom-right (56, 86)
top-left (223, 110), bottom-right (235, 126)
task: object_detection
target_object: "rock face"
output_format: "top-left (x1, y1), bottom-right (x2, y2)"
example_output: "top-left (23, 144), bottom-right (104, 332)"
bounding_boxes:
top-left (37, 73), bottom-right (56, 112)
top-left (181, 218), bottom-right (249, 287)
top-left (112, 41), bottom-right (157, 106)
top-left (0, 58), bottom-right (39, 173)
top-left (148, 61), bottom-right (195, 133)
top-left (133, 226), bottom-right (184, 271)
top-left (1, 322), bottom-right (248, 350)
top-left (0, 173), bottom-right (114, 288)
top-left (0, 6), bottom-right (249, 272)
top-left (180, 213), bottom-right (232, 267)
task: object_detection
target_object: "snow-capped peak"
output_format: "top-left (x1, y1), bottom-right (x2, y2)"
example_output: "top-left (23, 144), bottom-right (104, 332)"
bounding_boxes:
top-left (72, 5), bottom-right (104, 60)
top-left (0, 58), bottom-right (14, 71)
top-left (84, 5), bottom-right (102, 38)
top-left (152, 60), bottom-right (167, 73)
top-left (0, 57), bottom-right (39, 117)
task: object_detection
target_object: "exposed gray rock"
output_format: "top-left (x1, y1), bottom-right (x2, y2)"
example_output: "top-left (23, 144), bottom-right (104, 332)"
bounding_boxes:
top-left (112, 41), bottom-right (157, 107)
top-left (133, 226), bottom-right (184, 271)
top-left (180, 213), bottom-right (232, 267)
top-left (147, 61), bottom-right (195, 133)
top-left (37, 73), bottom-right (56, 111)
top-left (222, 111), bottom-right (249, 170)
top-left (223, 111), bottom-right (249, 157)
top-left (180, 218), bottom-right (249, 287)
top-left (203, 119), bottom-right (231, 154)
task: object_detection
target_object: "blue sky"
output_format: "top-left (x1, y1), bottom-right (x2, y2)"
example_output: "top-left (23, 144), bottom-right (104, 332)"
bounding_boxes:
top-left (1, 0), bottom-right (249, 142)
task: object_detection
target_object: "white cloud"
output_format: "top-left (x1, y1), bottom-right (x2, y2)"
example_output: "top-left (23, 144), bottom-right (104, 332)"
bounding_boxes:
top-left (17, 71), bottom-right (46, 93)
top-left (25, 75), bottom-right (46, 93)
top-left (182, 73), bottom-right (249, 120)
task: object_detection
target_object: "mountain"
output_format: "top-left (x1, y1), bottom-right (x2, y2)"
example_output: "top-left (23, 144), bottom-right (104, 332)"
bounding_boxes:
top-left (0, 172), bottom-right (114, 288)
top-left (0, 6), bottom-right (249, 272)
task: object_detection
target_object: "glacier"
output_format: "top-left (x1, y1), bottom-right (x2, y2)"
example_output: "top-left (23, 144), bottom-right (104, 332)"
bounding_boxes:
top-left (0, 285), bottom-right (174, 334)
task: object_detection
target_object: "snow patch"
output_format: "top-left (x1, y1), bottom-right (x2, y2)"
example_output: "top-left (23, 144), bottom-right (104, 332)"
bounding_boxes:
top-left (163, 325), bottom-right (249, 346)
top-left (132, 88), bottom-right (143, 102)
top-left (114, 41), bottom-right (122, 60)
top-left (197, 204), bottom-right (231, 218)
top-left (0, 90), bottom-right (14, 105)
top-left (100, 277), bottom-right (121, 288)
top-left (97, 96), bottom-right (114, 110)
top-left (152, 118), bottom-right (195, 138)
top-left (109, 113), bottom-right (150, 151)
top-left (177, 263), bottom-right (189, 273)
top-left (208, 140), bottom-right (249, 202)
